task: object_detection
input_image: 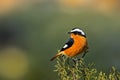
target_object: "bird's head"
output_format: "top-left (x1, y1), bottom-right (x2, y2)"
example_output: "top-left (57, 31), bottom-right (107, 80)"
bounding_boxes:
top-left (68, 27), bottom-right (86, 37)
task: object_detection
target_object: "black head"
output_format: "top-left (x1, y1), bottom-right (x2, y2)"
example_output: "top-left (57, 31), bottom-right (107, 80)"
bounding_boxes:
top-left (68, 28), bottom-right (86, 37)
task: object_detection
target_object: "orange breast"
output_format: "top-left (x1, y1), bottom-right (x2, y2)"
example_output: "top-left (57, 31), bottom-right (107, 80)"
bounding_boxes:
top-left (64, 34), bottom-right (87, 57)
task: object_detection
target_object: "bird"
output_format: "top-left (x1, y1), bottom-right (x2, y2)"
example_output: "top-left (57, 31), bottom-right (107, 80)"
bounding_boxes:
top-left (50, 27), bottom-right (88, 61)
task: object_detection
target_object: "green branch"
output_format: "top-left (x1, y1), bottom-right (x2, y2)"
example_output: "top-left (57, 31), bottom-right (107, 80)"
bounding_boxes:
top-left (54, 56), bottom-right (120, 80)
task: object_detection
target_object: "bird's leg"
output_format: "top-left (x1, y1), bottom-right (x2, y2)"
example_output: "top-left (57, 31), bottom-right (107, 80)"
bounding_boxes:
top-left (82, 50), bottom-right (88, 58)
top-left (82, 53), bottom-right (86, 58)
top-left (67, 57), bottom-right (77, 76)
top-left (72, 57), bottom-right (79, 65)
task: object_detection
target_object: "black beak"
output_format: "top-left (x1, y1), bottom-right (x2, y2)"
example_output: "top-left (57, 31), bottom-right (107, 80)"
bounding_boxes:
top-left (68, 32), bottom-right (71, 34)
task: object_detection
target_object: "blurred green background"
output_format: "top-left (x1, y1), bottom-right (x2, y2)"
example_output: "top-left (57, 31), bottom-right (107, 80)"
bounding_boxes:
top-left (0, 0), bottom-right (120, 80)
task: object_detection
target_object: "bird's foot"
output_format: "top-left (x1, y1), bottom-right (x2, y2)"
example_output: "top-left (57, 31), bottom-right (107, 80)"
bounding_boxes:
top-left (72, 58), bottom-right (80, 64)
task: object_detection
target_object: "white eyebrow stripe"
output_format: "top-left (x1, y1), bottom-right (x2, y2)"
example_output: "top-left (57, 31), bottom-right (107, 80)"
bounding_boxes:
top-left (70, 29), bottom-right (85, 35)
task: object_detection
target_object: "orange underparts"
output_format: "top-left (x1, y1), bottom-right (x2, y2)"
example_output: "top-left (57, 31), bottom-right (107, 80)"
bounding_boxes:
top-left (63, 34), bottom-right (87, 57)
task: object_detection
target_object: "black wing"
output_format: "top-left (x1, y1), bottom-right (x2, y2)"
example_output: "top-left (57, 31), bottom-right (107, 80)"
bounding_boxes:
top-left (60, 38), bottom-right (74, 51)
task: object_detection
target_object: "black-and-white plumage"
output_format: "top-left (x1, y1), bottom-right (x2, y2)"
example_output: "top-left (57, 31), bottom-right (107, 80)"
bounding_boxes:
top-left (61, 38), bottom-right (74, 51)
top-left (69, 28), bottom-right (86, 37)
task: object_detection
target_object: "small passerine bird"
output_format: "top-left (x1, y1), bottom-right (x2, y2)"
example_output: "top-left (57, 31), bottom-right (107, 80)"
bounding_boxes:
top-left (50, 28), bottom-right (88, 61)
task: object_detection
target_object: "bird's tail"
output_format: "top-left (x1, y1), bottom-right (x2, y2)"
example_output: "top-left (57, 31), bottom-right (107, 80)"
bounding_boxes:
top-left (50, 52), bottom-right (63, 61)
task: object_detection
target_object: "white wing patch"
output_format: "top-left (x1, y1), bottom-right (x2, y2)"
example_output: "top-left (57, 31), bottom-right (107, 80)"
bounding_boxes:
top-left (63, 44), bottom-right (68, 48)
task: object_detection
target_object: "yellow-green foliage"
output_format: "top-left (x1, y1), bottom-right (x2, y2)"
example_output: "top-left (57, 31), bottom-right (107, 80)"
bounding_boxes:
top-left (54, 56), bottom-right (120, 80)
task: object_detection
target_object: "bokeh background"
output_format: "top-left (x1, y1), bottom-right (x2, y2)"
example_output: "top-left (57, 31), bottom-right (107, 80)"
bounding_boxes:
top-left (0, 0), bottom-right (120, 80)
